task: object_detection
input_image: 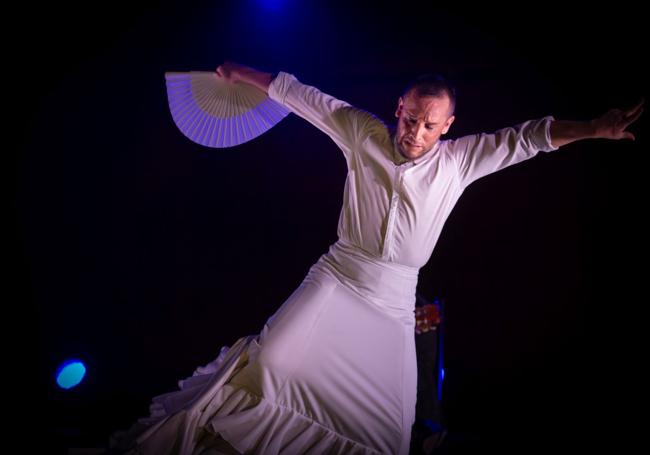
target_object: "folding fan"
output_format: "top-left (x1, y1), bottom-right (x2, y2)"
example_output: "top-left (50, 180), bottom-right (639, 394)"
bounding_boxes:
top-left (164, 71), bottom-right (290, 148)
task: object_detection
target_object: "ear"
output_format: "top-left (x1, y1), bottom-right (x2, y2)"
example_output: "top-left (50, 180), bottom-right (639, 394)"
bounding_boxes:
top-left (441, 115), bottom-right (455, 135)
top-left (395, 97), bottom-right (404, 118)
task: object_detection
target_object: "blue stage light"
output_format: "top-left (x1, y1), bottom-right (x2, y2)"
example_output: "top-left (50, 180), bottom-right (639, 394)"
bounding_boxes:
top-left (55, 359), bottom-right (87, 389)
top-left (258, 0), bottom-right (285, 11)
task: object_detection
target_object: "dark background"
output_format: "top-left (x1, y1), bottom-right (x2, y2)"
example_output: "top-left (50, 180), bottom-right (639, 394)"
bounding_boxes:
top-left (11, 0), bottom-right (647, 452)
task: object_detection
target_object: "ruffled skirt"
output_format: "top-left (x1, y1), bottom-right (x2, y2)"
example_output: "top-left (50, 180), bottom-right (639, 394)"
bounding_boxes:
top-left (110, 240), bottom-right (419, 454)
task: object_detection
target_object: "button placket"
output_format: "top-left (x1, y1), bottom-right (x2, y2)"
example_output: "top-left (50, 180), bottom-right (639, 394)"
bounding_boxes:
top-left (382, 165), bottom-right (405, 260)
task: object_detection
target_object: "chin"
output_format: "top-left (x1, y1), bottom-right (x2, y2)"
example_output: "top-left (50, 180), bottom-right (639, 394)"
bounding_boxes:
top-left (396, 145), bottom-right (414, 159)
top-left (405, 148), bottom-right (424, 159)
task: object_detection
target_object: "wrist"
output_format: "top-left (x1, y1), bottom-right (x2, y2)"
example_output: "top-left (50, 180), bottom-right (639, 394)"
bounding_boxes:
top-left (589, 118), bottom-right (604, 139)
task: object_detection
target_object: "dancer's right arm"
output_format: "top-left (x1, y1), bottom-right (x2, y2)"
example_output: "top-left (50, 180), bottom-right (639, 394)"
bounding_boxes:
top-left (215, 61), bottom-right (274, 94)
top-left (216, 61), bottom-right (376, 160)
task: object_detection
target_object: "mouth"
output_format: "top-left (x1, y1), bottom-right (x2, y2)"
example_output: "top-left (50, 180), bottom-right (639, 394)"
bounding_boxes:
top-left (404, 138), bottom-right (422, 148)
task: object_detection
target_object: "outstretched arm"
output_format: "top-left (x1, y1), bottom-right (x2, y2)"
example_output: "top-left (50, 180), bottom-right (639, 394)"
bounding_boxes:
top-left (214, 61), bottom-right (376, 161)
top-left (549, 99), bottom-right (644, 148)
top-left (215, 61), bottom-right (274, 94)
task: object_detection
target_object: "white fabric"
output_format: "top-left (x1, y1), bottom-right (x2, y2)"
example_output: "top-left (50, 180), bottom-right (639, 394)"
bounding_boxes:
top-left (110, 72), bottom-right (558, 454)
top-left (269, 72), bottom-right (557, 268)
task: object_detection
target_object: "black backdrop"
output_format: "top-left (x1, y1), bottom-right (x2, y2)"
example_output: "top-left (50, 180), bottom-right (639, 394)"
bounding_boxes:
top-left (12, 1), bottom-right (647, 452)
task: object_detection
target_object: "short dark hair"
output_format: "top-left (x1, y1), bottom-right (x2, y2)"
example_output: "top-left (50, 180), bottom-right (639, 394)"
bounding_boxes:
top-left (402, 73), bottom-right (457, 116)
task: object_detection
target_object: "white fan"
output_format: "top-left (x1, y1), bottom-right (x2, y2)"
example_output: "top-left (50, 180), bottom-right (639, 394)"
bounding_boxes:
top-left (164, 71), bottom-right (290, 148)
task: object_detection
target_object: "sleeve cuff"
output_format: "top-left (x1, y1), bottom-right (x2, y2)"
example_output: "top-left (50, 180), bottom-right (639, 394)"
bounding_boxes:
top-left (268, 71), bottom-right (295, 105)
top-left (540, 115), bottom-right (559, 152)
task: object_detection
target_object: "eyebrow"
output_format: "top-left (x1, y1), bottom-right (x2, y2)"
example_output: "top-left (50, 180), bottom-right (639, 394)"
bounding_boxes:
top-left (406, 113), bottom-right (438, 125)
top-left (407, 113), bottom-right (438, 125)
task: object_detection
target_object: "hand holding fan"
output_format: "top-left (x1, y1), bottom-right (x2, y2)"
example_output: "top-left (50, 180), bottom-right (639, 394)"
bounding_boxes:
top-left (164, 71), bottom-right (290, 148)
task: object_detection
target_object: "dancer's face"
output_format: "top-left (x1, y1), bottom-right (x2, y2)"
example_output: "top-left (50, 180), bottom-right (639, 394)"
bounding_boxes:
top-left (394, 92), bottom-right (455, 161)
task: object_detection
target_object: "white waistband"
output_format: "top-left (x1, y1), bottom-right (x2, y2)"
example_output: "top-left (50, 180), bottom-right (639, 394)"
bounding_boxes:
top-left (307, 239), bottom-right (419, 325)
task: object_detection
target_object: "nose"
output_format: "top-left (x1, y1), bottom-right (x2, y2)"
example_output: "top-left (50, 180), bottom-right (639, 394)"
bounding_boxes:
top-left (409, 122), bottom-right (426, 141)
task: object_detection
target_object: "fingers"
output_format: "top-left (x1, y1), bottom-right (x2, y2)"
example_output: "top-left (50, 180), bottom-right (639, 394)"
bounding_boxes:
top-left (216, 62), bottom-right (237, 80)
top-left (215, 64), bottom-right (229, 79)
top-left (622, 131), bottom-right (635, 141)
top-left (622, 106), bottom-right (643, 130)
top-left (624, 98), bottom-right (644, 118)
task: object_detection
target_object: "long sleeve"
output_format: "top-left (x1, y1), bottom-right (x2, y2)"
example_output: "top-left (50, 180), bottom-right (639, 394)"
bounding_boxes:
top-left (450, 116), bottom-right (559, 189)
top-left (268, 72), bottom-right (375, 161)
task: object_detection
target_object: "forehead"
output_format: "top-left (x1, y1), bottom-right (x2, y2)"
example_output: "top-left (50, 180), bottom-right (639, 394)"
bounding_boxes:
top-left (402, 93), bottom-right (451, 121)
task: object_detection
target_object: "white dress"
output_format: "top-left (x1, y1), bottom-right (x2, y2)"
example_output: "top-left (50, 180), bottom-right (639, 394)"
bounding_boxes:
top-left (110, 72), bottom-right (558, 454)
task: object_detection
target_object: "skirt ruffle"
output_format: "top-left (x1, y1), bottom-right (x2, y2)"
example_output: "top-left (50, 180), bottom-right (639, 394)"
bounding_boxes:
top-left (109, 335), bottom-right (381, 455)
